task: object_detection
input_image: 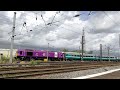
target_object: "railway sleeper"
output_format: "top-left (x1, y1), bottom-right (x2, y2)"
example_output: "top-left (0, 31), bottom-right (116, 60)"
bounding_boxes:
top-left (0, 65), bottom-right (115, 79)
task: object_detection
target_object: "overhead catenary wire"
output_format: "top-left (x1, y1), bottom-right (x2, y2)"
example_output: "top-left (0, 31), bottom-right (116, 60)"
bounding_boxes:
top-left (83, 11), bottom-right (117, 44)
top-left (6, 11), bottom-right (84, 49)
top-left (52, 19), bottom-right (85, 32)
top-left (85, 11), bottom-right (120, 53)
top-left (54, 12), bottom-right (84, 22)
top-left (30, 11), bottom-right (87, 31)
top-left (42, 12), bottom-right (95, 43)
top-left (14, 11), bottom-right (56, 35)
top-left (42, 11), bottom-right (108, 47)
top-left (52, 11), bottom-right (97, 34)
top-left (12, 13), bottom-right (47, 38)
top-left (7, 11), bottom-right (119, 52)
top-left (14, 25), bottom-right (48, 38)
top-left (83, 12), bottom-right (117, 32)
top-left (41, 12), bottom-right (47, 27)
top-left (47, 11), bottom-right (60, 26)
top-left (52, 23), bottom-right (81, 35)
top-left (103, 11), bottom-right (120, 27)
top-left (5, 11), bottom-right (91, 35)
top-left (18, 11), bottom-right (82, 37)
top-left (52, 11), bottom-right (100, 42)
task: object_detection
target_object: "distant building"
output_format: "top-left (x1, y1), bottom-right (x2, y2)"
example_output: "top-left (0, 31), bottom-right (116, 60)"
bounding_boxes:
top-left (0, 49), bottom-right (17, 58)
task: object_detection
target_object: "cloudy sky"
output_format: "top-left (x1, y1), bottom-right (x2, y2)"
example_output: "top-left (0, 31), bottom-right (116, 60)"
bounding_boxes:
top-left (0, 11), bottom-right (120, 55)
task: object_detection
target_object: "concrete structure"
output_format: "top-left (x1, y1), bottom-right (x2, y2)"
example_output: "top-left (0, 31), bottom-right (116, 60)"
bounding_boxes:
top-left (0, 49), bottom-right (17, 59)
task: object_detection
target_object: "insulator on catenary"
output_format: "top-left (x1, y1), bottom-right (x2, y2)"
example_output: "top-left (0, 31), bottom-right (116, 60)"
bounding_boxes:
top-left (74, 14), bottom-right (80, 17)
top-left (47, 23), bottom-right (52, 25)
top-left (88, 11), bottom-right (91, 15)
top-left (23, 22), bottom-right (26, 27)
top-left (36, 17), bottom-right (37, 20)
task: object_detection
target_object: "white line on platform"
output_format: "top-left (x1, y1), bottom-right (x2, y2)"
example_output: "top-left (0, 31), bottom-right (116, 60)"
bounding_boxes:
top-left (72, 68), bottom-right (120, 79)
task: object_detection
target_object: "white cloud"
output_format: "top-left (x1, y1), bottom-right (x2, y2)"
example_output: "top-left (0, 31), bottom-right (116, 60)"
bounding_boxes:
top-left (1, 11), bottom-right (120, 56)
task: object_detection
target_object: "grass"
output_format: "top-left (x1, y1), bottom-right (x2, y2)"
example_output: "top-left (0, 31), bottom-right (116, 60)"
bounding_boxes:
top-left (0, 56), bottom-right (9, 64)
top-left (0, 56), bottom-right (19, 64)
top-left (29, 60), bottom-right (41, 66)
top-left (0, 56), bottom-right (45, 64)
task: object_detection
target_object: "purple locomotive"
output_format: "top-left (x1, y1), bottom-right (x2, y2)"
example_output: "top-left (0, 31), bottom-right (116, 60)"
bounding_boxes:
top-left (15, 49), bottom-right (65, 61)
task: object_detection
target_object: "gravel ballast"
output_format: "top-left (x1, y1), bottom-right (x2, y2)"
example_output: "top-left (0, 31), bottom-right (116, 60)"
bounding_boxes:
top-left (19, 65), bottom-right (120, 79)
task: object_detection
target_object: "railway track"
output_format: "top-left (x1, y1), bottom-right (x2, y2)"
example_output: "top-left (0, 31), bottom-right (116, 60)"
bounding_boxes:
top-left (0, 62), bottom-right (120, 79)
top-left (0, 61), bottom-right (119, 71)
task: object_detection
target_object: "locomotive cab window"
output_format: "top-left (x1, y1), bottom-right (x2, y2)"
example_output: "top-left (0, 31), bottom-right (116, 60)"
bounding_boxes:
top-left (20, 51), bottom-right (22, 55)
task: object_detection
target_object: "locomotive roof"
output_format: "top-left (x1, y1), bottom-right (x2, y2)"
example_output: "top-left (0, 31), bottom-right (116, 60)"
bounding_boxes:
top-left (17, 49), bottom-right (63, 53)
top-left (64, 52), bottom-right (116, 57)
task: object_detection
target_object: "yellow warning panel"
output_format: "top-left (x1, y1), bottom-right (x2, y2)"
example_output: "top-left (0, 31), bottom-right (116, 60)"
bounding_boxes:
top-left (44, 59), bottom-right (48, 62)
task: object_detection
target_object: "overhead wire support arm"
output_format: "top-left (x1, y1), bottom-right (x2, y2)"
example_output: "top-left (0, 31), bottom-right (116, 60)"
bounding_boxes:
top-left (41, 14), bottom-right (47, 27)
top-left (46, 11), bottom-right (60, 26)
top-left (74, 14), bottom-right (81, 17)
top-left (50, 12), bottom-right (58, 25)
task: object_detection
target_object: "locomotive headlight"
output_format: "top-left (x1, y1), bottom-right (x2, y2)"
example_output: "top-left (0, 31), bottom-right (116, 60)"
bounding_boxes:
top-left (16, 53), bottom-right (18, 56)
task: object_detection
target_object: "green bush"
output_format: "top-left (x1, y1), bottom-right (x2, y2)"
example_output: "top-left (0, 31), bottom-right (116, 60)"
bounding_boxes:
top-left (30, 60), bottom-right (35, 66)
top-left (0, 56), bottom-right (19, 64)
top-left (30, 60), bottom-right (40, 65)
top-left (12, 58), bottom-right (18, 63)
top-left (0, 56), bottom-right (9, 64)
top-left (35, 60), bottom-right (40, 64)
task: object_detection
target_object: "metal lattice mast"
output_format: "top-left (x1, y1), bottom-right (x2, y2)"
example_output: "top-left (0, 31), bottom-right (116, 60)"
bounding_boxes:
top-left (119, 34), bottom-right (120, 47)
top-left (119, 34), bottom-right (120, 59)
top-left (47, 43), bottom-right (49, 61)
top-left (100, 44), bottom-right (102, 61)
top-left (107, 46), bottom-right (110, 61)
top-left (81, 28), bottom-right (85, 61)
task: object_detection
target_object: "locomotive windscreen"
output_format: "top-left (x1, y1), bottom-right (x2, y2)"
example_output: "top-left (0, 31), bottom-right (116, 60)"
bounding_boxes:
top-left (20, 51), bottom-right (22, 55)
top-left (27, 52), bottom-right (33, 56)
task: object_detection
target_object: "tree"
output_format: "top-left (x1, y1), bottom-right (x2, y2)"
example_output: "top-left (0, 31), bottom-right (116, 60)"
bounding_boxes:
top-left (88, 50), bottom-right (93, 54)
top-left (62, 48), bottom-right (68, 52)
top-left (71, 50), bottom-right (79, 53)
